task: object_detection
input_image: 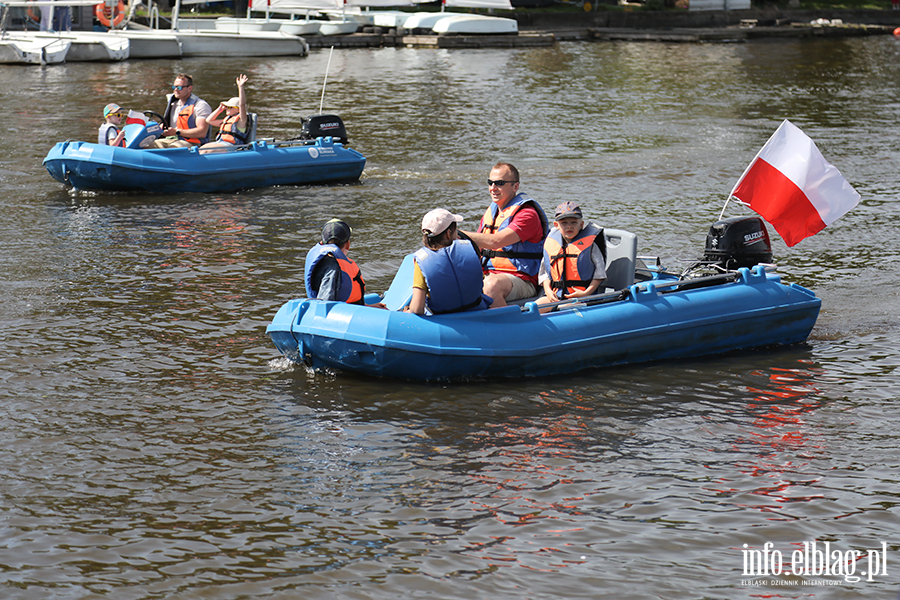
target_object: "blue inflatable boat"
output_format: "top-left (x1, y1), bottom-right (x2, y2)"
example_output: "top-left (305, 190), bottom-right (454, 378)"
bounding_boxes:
top-left (267, 219), bottom-right (822, 381)
top-left (43, 114), bottom-right (366, 193)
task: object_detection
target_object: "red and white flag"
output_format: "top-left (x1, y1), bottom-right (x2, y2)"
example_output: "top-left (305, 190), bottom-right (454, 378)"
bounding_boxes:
top-left (730, 120), bottom-right (860, 247)
top-left (125, 110), bottom-right (148, 126)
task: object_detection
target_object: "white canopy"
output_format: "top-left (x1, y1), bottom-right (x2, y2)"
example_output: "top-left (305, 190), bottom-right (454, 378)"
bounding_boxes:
top-left (443, 0), bottom-right (513, 8)
top-left (345, 0), bottom-right (419, 6)
top-left (249, 0), bottom-right (341, 11)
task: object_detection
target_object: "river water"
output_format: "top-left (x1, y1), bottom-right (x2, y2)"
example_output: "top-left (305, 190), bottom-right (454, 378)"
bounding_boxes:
top-left (2, 35), bottom-right (900, 599)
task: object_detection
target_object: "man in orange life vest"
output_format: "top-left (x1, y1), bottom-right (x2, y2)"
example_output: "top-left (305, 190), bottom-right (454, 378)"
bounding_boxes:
top-left (304, 219), bottom-right (386, 308)
top-left (461, 162), bottom-right (549, 308)
top-left (152, 73), bottom-right (212, 149)
top-left (201, 74), bottom-right (250, 154)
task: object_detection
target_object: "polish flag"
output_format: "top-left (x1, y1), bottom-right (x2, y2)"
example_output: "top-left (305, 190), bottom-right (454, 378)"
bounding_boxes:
top-left (730, 120), bottom-right (860, 247)
top-left (125, 110), bottom-right (148, 126)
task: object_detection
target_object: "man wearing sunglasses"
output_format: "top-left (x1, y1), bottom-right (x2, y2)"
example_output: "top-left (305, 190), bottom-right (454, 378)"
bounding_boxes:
top-left (461, 162), bottom-right (549, 308)
top-left (152, 73), bottom-right (212, 149)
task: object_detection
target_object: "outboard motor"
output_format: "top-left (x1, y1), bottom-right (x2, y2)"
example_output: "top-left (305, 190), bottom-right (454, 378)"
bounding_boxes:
top-left (299, 115), bottom-right (348, 145)
top-left (703, 215), bottom-right (773, 270)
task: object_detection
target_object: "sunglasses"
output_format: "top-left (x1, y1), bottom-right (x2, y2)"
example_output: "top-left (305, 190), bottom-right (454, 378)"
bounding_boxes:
top-left (172, 85), bottom-right (190, 91)
top-left (487, 179), bottom-right (517, 187)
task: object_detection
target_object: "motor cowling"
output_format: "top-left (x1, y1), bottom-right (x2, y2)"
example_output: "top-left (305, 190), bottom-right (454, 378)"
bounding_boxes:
top-left (299, 115), bottom-right (348, 145)
top-left (703, 215), bottom-right (773, 270)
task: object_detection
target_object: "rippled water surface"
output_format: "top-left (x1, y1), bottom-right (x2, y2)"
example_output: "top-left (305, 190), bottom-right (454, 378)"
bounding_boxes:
top-left (2, 35), bottom-right (900, 599)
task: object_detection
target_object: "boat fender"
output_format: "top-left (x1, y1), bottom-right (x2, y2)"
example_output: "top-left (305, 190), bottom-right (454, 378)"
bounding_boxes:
top-left (95, 0), bottom-right (126, 28)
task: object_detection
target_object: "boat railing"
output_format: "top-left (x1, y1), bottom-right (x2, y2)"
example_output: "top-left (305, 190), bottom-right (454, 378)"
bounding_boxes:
top-left (531, 268), bottom-right (768, 314)
top-left (191, 137), bottom-right (325, 156)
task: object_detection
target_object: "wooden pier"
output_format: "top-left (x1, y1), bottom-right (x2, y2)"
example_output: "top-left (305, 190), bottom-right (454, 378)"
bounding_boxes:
top-left (301, 20), bottom-right (893, 50)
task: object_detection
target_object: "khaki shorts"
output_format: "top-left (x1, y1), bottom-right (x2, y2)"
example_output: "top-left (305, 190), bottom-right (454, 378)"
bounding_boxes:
top-left (498, 272), bottom-right (538, 301)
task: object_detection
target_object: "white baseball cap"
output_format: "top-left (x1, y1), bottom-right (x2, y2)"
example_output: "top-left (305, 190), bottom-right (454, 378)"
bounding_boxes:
top-left (422, 208), bottom-right (463, 237)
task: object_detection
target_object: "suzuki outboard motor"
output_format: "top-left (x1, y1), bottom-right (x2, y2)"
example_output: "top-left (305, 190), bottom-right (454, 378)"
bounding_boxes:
top-left (703, 216), bottom-right (773, 270)
top-left (299, 115), bottom-right (348, 145)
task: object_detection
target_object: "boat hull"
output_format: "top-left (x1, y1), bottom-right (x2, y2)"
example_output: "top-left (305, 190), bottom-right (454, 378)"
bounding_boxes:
top-left (0, 37), bottom-right (69, 64)
top-left (267, 267), bottom-right (821, 381)
top-left (432, 15), bottom-right (518, 34)
top-left (27, 32), bottom-right (130, 61)
top-left (173, 30), bottom-right (309, 57)
top-left (115, 30), bottom-right (183, 58)
top-left (43, 138), bottom-right (366, 193)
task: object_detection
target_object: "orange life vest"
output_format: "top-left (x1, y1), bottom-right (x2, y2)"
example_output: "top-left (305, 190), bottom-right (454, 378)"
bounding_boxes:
top-left (175, 104), bottom-right (207, 145)
top-left (478, 193), bottom-right (548, 280)
top-left (304, 244), bottom-right (366, 304)
top-left (543, 223), bottom-right (605, 297)
top-left (216, 114), bottom-right (249, 145)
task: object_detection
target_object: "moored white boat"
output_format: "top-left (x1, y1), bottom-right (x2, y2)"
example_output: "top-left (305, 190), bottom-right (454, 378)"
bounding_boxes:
top-left (114, 28), bottom-right (183, 58)
top-left (365, 10), bottom-right (414, 27)
top-left (402, 0), bottom-right (517, 34)
top-left (173, 29), bottom-right (309, 55)
top-left (28, 31), bottom-right (129, 61)
top-left (401, 11), bottom-right (451, 31)
top-left (0, 35), bottom-right (69, 64)
top-left (215, 16), bottom-right (283, 32)
top-left (279, 19), bottom-right (321, 36)
top-left (317, 19), bottom-right (359, 35)
top-left (249, 0), bottom-right (356, 35)
top-left (431, 13), bottom-right (517, 34)
top-left (164, 0), bottom-right (309, 56)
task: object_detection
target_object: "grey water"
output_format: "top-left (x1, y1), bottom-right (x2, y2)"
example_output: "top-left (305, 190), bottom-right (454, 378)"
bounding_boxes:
top-left (2, 36), bottom-right (900, 599)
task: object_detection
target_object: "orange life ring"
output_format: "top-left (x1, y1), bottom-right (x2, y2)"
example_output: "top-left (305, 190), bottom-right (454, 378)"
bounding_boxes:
top-left (95, 1), bottom-right (126, 28)
top-left (26, 1), bottom-right (41, 23)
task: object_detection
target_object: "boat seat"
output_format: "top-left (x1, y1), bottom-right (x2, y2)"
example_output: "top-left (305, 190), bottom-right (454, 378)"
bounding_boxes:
top-left (246, 113), bottom-right (258, 143)
top-left (603, 228), bottom-right (638, 291)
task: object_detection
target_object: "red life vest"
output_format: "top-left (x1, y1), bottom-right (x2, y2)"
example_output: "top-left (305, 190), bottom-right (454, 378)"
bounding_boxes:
top-left (217, 114), bottom-right (249, 145)
top-left (543, 223), bottom-right (605, 297)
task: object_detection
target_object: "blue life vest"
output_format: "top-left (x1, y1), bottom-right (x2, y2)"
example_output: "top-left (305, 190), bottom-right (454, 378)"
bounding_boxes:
top-left (415, 240), bottom-right (491, 315)
top-left (478, 193), bottom-right (549, 279)
top-left (304, 243), bottom-right (365, 304)
top-left (98, 123), bottom-right (124, 147)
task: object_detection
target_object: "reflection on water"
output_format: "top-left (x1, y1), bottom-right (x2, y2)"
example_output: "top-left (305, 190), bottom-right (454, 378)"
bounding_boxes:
top-left (1, 35), bottom-right (900, 599)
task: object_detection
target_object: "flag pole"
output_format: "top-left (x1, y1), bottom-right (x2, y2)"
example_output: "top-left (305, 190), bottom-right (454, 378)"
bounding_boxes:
top-left (319, 46), bottom-right (334, 115)
top-left (718, 195), bottom-right (731, 221)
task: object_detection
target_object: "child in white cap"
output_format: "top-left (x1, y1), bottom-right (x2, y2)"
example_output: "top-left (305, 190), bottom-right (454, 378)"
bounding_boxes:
top-left (406, 208), bottom-right (491, 315)
top-left (201, 74), bottom-right (249, 154)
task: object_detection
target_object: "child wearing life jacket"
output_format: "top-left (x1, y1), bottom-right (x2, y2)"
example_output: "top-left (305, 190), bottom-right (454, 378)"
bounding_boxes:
top-left (200, 74), bottom-right (249, 154)
top-left (536, 201), bottom-right (607, 313)
top-left (98, 103), bottom-right (126, 147)
top-left (405, 208), bottom-right (492, 316)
